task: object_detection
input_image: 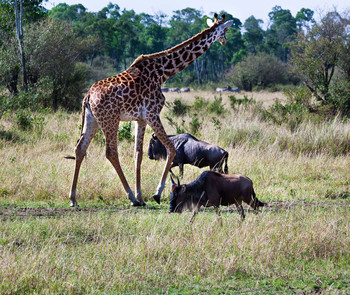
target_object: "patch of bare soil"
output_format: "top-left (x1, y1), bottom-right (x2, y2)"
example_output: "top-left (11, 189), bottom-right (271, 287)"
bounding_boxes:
top-left (0, 201), bottom-right (346, 221)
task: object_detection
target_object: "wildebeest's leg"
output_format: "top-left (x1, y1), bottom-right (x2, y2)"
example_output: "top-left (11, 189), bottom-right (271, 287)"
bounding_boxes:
top-left (148, 115), bottom-right (176, 204)
top-left (104, 123), bottom-right (141, 206)
top-left (179, 163), bottom-right (184, 178)
top-left (69, 104), bottom-right (99, 207)
top-left (215, 207), bottom-right (223, 227)
top-left (134, 120), bottom-right (146, 205)
top-left (235, 202), bottom-right (245, 220)
top-left (189, 210), bottom-right (198, 224)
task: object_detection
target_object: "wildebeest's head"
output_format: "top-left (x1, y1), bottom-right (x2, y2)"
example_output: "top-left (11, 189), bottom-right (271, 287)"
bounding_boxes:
top-left (169, 175), bottom-right (200, 213)
top-left (148, 133), bottom-right (167, 160)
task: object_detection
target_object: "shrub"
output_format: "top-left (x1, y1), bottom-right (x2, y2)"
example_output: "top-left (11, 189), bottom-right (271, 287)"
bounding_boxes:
top-left (229, 94), bottom-right (255, 110)
top-left (118, 122), bottom-right (133, 142)
top-left (192, 96), bottom-right (209, 112)
top-left (15, 110), bottom-right (33, 131)
top-left (208, 96), bottom-right (226, 115)
top-left (230, 52), bottom-right (295, 91)
top-left (166, 98), bottom-right (189, 116)
top-left (188, 114), bottom-right (201, 135)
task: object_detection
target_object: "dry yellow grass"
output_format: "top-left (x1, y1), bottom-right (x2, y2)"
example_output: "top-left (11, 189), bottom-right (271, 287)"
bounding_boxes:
top-left (0, 90), bottom-right (350, 293)
top-left (164, 89), bottom-right (286, 107)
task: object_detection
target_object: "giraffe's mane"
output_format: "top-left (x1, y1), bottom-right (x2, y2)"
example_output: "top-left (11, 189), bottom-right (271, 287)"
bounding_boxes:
top-left (129, 22), bottom-right (220, 67)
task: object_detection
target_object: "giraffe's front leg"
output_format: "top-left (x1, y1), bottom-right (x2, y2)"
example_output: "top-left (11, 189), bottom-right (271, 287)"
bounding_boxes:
top-left (148, 116), bottom-right (176, 204)
top-left (134, 120), bottom-right (146, 206)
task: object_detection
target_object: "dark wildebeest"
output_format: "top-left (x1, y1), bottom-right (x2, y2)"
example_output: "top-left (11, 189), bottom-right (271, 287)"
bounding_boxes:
top-left (148, 133), bottom-right (228, 178)
top-left (169, 171), bottom-right (265, 222)
top-left (216, 86), bottom-right (240, 93)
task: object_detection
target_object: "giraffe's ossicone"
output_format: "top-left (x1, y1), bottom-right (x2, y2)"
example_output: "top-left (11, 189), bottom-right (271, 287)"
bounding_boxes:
top-left (68, 14), bottom-right (233, 207)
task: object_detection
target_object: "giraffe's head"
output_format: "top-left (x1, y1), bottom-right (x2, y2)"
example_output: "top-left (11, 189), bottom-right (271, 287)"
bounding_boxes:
top-left (207, 13), bottom-right (233, 46)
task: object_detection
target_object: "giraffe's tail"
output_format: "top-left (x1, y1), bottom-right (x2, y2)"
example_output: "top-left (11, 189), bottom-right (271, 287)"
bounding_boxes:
top-left (64, 93), bottom-right (90, 161)
top-left (80, 92), bottom-right (90, 136)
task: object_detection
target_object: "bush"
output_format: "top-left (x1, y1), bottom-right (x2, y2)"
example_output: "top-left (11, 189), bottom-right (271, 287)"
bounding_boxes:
top-left (229, 95), bottom-right (255, 110)
top-left (329, 78), bottom-right (350, 117)
top-left (207, 96), bottom-right (226, 115)
top-left (188, 114), bottom-right (201, 135)
top-left (166, 98), bottom-right (189, 116)
top-left (230, 52), bottom-right (296, 91)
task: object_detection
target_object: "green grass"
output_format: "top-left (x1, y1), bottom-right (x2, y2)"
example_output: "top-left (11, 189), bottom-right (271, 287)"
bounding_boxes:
top-left (1, 206), bottom-right (349, 294)
top-left (0, 91), bottom-right (350, 294)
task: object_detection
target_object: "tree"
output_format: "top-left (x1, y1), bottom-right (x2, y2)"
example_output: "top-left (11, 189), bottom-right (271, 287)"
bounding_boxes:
top-left (295, 8), bottom-right (314, 31)
top-left (14, 0), bottom-right (27, 90)
top-left (290, 10), bottom-right (350, 104)
top-left (265, 6), bottom-right (297, 62)
top-left (243, 16), bottom-right (264, 53)
top-left (23, 19), bottom-right (88, 110)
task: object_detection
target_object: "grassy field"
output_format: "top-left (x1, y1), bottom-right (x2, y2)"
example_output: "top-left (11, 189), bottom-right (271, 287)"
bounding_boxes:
top-left (1, 90), bottom-right (350, 294)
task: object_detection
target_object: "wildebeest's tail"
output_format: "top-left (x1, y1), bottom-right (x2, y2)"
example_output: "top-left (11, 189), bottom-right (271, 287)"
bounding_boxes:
top-left (252, 188), bottom-right (265, 209)
top-left (64, 93), bottom-right (90, 160)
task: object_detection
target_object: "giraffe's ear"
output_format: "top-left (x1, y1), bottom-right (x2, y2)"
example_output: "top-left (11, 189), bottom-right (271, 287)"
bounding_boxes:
top-left (207, 18), bottom-right (214, 27)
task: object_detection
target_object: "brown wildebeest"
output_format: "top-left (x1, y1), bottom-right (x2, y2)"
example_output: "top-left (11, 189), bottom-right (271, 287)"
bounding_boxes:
top-left (169, 171), bottom-right (265, 222)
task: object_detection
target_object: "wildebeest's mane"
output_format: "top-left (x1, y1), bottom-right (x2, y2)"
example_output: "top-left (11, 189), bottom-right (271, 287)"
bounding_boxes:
top-left (187, 170), bottom-right (221, 191)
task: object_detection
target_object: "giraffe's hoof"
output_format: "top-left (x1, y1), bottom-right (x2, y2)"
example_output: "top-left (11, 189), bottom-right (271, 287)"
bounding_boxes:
top-left (152, 194), bottom-right (161, 204)
top-left (70, 201), bottom-right (79, 207)
top-left (131, 200), bottom-right (144, 207)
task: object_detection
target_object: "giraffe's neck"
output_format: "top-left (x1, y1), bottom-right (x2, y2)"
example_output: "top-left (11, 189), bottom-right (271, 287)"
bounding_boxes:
top-left (129, 25), bottom-right (220, 85)
top-left (157, 29), bottom-right (217, 83)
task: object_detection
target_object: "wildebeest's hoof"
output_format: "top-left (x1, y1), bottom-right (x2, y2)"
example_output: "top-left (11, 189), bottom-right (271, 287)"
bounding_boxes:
top-left (153, 194), bottom-right (161, 204)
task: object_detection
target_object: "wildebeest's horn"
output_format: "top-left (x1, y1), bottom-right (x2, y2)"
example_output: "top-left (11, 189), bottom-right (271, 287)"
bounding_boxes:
top-left (177, 176), bottom-right (180, 187)
top-left (170, 174), bottom-right (176, 186)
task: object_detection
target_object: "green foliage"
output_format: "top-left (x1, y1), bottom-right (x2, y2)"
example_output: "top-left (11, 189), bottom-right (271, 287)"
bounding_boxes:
top-left (188, 113), bottom-right (201, 135)
top-left (231, 52), bottom-right (294, 91)
top-left (165, 98), bottom-right (189, 116)
top-left (118, 122), bottom-right (133, 142)
top-left (93, 122), bottom-right (133, 145)
top-left (165, 115), bottom-right (185, 134)
top-left (329, 78), bottom-right (350, 117)
top-left (15, 110), bottom-right (33, 131)
top-left (207, 96), bottom-right (226, 115)
top-left (290, 10), bottom-right (350, 115)
top-left (229, 94), bottom-right (255, 110)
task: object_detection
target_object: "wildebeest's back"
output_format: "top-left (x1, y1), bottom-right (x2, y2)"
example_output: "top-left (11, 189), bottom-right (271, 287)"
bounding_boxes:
top-left (204, 172), bottom-right (253, 206)
top-left (181, 138), bottom-right (226, 168)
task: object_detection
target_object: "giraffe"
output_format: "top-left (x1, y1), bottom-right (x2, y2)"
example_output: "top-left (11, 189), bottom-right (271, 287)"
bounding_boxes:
top-left (69, 13), bottom-right (233, 207)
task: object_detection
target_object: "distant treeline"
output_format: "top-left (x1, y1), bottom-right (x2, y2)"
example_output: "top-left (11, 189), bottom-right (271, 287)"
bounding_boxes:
top-left (0, 1), bottom-right (349, 116)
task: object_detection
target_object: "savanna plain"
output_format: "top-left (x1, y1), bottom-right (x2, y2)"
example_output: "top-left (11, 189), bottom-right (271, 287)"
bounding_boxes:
top-left (0, 90), bottom-right (350, 294)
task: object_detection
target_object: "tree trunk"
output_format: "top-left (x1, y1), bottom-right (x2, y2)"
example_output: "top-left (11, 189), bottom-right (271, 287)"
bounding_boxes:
top-left (14, 0), bottom-right (27, 90)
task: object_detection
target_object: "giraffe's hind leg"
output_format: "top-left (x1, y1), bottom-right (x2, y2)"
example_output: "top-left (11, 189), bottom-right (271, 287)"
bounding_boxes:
top-left (103, 125), bottom-right (141, 206)
top-left (69, 105), bottom-right (99, 207)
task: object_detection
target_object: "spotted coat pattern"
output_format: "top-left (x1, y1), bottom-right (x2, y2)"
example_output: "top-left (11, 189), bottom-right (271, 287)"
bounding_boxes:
top-left (68, 14), bottom-right (233, 207)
